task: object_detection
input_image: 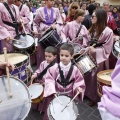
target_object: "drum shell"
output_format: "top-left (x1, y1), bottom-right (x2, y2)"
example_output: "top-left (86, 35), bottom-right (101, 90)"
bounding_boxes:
top-left (0, 52), bottom-right (31, 83)
top-left (97, 70), bottom-right (112, 97)
top-left (13, 34), bottom-right (35, 55)
top-left (112, 41), bottom-right (120, 59)
top-left (38, 29), bottom-right (62, 49)
top-left (73, 53), bottom-right (97, 75)
top-left (28, 83), bottom-right (44, 103)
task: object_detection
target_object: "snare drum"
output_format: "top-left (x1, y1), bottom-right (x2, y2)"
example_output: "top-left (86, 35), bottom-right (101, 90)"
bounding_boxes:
top-left (0, 52), bottom-right (30, 83)
top-left (28, 83), bottom-right (44, 103)
top-left (73, 53), bottom-right (97, 75)
top-left (112, 41), bottom-right (120, 58)
top-left (0, 76), bottom-right (31, 120)
top-left (72, 43), bottom-right (82, 54)
top-left (38, 29), bottom-right (62, 49)
top-left (97, 70), bottom-right (112, 97)
top-left (47, 95), bottom-right (78, 120)
top-left (13, 34), bottom-right (35, 55)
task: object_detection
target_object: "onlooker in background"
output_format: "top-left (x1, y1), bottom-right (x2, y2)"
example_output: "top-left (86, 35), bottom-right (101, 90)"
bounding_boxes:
top-left (41, 0), bottom-right (45, 7)
top-left (32, 2), bottom-right (37, 13)
top-left (96, 3), bottom-right (100, 9)
top-left (82, 3), bottom-right (96, 29)
top-left (66, 2), bottom-right (79, 22)
top-left (102, 2), bottom-right (118, 35)
top-left (81, 2), bottom-right (88, 15)
top-left (63, 1), bottom-right (68, 15)
top-left (115, 8), bottom-right (120, 35)
top-left (112, 7), bottom-right (118, 19)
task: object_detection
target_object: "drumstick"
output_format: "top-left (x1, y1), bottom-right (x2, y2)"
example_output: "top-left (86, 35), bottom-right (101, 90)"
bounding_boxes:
top-left (11, 38), bottom-right (26, 44)
top-left (20, 19), bottom-right (27, 35)
top-left (54, 94), bottom-right (63, 105)
top-left (60, 90), bottom-right (81, 113)
top-left (3, 47), bottom-right (13, 98)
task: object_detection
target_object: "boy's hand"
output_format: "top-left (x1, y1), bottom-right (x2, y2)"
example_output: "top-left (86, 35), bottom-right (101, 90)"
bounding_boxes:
top-left (77, 87), bottom-right (83, 93)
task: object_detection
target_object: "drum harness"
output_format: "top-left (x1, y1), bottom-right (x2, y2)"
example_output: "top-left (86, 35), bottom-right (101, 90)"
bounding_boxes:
top-left (37, 60), bottom-right (55, 80)
top-left (69, 24), bottom-right (83, 42)
top-left (2, 2), bottom-right (20, 35)
top-left (57, 64), bottom-right (74, 89)
top-left (89, 32), bottom-right (106, 48)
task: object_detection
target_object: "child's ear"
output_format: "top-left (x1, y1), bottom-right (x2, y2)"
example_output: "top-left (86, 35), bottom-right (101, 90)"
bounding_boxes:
top-left (71, 54), bottom-right (74, 60)
top-left (54, 55), bottom-right (57, 58)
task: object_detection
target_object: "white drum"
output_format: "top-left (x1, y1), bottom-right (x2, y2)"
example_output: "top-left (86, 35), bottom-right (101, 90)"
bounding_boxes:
top-left (28, 83), bottom-right (44, 103)
top-left (47, 95), bottom-right (78, 120)
top-left (0, 76), bottom-right (31, 120)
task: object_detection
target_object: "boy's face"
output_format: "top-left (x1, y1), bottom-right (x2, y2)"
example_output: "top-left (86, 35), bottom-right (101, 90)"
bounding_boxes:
top-left (60, 50), bottom-right (73, 65)
top-left (45, 52), bottom-right (56, 63)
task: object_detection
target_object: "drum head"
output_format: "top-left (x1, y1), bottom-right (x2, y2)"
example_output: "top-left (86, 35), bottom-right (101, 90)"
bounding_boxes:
top-left (73, 44), bottom-right (82, 54)
top-left (0, 52), bottom-right (28, 65)
top-left (0, 76), bottom-right (31, 120)
top-left (28, 83), bottom-right (43, 100)
top-left (48, 95), bottom-right (78, 120)
top-left (13, 34), bottom-right (34, 49)
top-left (97, 70), bottom-right (113, 85)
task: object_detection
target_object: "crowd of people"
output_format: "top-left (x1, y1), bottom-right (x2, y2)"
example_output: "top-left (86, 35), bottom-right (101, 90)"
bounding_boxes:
top-left (0, 0), bottom-right (120, 120)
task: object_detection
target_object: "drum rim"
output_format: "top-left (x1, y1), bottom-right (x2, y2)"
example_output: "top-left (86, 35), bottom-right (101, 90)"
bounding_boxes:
top-left (0, 51), bottom-right (29, 67)
top-left (47, 95), bottom-right (78, 120)
top-left (0, 75), bottom-right (31, 120)
top-left (13, 34), bottom-right (35, 48)
top-left (97, 69), bottom-right (113, 85)
top-left (112, 47), bottom-right (119, 59)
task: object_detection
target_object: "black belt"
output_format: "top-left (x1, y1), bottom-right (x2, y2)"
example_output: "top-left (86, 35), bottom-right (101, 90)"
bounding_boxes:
top-left (2, 20), bottom-right (19, 35)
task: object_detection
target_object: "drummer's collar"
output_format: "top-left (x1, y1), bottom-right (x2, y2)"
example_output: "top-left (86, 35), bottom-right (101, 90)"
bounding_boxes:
top-left (60, 62), bottom-right (71, 70)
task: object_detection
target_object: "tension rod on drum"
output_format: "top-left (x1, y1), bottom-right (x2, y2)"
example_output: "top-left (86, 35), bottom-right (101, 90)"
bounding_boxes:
top-left (3, 47), bottom-right (13, 98)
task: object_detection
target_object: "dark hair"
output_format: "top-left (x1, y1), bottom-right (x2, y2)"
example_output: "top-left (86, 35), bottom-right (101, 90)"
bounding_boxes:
top-left (74, 9), bottom-right (85, 20)
top-left (87, 4), bottom-right (96, 15)
top-left (89, 9), bottom-right (107, 38)
top-left (45, 46), bottom-right (57, 56)
top-left (118, 8), bottom-right (120, 13)
top-left (60, 43), bottom-right (74, 55)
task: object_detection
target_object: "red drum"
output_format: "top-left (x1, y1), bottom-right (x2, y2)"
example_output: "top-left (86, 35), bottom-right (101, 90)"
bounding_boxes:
top-left (38, 29), bottom-right (62, 49)
top-left (97, 70), bottom-right (112, 97)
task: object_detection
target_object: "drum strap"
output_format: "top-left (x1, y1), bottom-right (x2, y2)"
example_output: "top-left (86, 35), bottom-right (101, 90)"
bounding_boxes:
top-left (89, 32), bottom-right (106, 48)
top-left (2, 2), bottom-right (19, 35)
top-left (19, 4), bottom-right (23, 11)
top-left (57, 64), bottom-right (74, 88)
top-left (37, 61), bottom-right (55, 80)
top-left (69, 25), bottom-right (82, 41)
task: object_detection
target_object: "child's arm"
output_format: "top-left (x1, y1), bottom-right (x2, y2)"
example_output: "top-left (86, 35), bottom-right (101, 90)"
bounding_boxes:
top-left (44, 66), bottom-right (57, 98)
top-left (73, 67), bottom-right (86, 102)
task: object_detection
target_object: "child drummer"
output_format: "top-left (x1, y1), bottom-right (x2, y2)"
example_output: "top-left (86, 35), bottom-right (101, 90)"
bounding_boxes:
top-left (43, 43), bottom-right (86, 120)
top-left (31, 46), bottom-right (57, 84)
top-left (31, 46), bottom-right (57, 110)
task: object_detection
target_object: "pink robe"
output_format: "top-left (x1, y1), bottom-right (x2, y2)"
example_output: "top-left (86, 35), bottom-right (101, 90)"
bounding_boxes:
top-left (98, 58), bottom-right (120, 120)
top-left (33, 60), bottom-right (49, 83)
top-left (19, 4), bottom-right (31, 33)
top-left (61, 20), bottom-right (90, 47)
top-left (44, 62), bottom-right (85, 101)
top-left (33, 6), bottom-right (63, 67)
top-left (84, 27), bottom-right (113, 102)
top-left (0, 2), bottom-right (19, 51)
